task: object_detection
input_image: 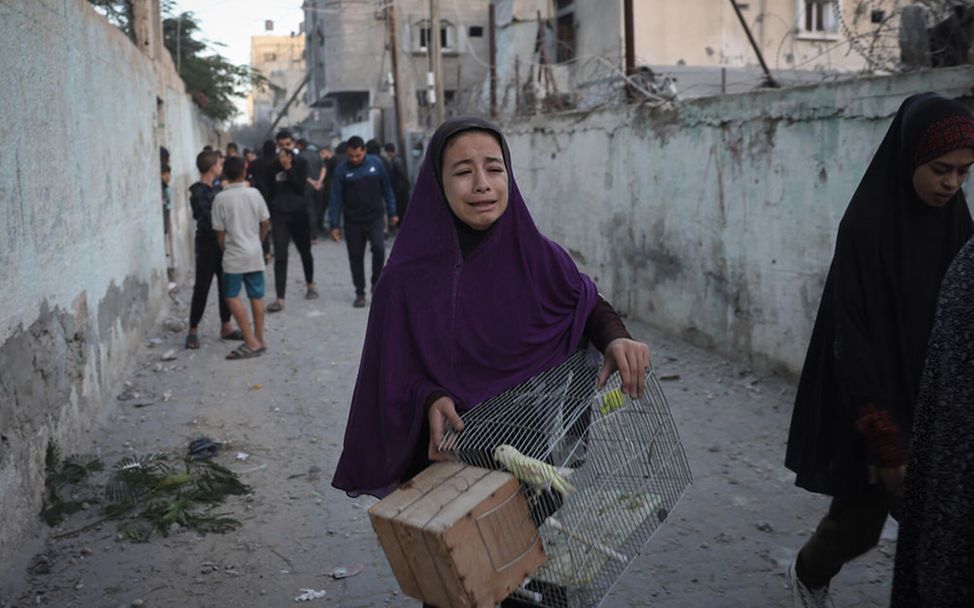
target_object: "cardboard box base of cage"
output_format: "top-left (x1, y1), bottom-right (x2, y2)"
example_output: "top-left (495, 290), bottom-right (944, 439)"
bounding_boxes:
top-left (369, 462), bottom-right (546, 608)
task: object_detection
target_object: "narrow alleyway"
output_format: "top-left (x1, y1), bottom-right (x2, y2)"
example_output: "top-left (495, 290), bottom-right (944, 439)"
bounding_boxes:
top-left (1, 239), bottom-right (895, 608)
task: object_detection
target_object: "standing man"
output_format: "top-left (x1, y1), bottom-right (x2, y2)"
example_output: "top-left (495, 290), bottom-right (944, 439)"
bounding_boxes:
top-left (212, 156), bottom-right (271, 359)
top-left (296, 138), bottom-right (325, 241)
top-left (265, 129), bottom-right (317, 313)
top-left (185, 150), bottom-right (238, 349)
top-left (384, 142), bottom-right (410, 225)
top-left (329, 136), bottom-right (398, 308)
top-left (318, 145), bottom-right (336, 239)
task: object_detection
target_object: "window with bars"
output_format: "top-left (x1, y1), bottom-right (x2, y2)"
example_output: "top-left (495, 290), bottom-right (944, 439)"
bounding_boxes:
top-left (414, 21), bottom-right (456, 52)
top-left (555, 0), bottom-right (575, 62)
top-left (800, 0), bottom-right (839, 35)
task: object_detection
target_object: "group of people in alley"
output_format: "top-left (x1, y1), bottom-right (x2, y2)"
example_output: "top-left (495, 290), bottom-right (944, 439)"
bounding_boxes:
top-left (178, 93), bottom-right (973, 607)
top-left (181, 129), bottom-right (410, 359)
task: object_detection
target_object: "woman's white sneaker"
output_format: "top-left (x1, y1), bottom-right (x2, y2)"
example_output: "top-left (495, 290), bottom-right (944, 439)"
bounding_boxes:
top-left (787, 560), bottom-right (835, 608)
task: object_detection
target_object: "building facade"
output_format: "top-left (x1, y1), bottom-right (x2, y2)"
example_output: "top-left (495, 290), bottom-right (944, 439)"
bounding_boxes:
top-left (627, 0), bottom-right (904, 72)
top-left (247, 34), bottom-right (311, 128)
top-left (302, 0), bottom-right (492, 148)
top-left (486, 0), bottom-right (907, 115)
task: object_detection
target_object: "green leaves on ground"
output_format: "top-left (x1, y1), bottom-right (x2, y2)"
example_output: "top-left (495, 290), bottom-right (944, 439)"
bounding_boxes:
top-left (41, 443), bottom-right (103, 526)
top-left (103, 452), bottom-right (250, 541)
top-left (41, 443), bottom-right (251, 542)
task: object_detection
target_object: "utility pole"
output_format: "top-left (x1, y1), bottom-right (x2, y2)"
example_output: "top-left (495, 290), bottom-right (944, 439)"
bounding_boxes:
top-left (264, 73), bottom-right (311, 141)
top-left (387, 3), bottom-right (406, 161)
top-left (489, 2), bottom-right (497, 118)
top-left (176, 15), bottom-right (182, 73)
top-left (729, 0), bottom-right (778, 88)
top-left (429, 0), bottom-right (445, 126)
top-left (623, 0), bottom-right (635, 100)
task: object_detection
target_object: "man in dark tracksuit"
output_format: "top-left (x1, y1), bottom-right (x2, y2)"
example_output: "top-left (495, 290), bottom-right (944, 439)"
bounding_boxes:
top-left (265, 129), bottom-right (317, 313)
top-left (329, 136), bottom-right (398, 308)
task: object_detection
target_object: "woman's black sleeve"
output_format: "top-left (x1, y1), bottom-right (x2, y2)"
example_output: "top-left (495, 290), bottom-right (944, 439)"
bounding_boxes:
top-left (584, 296), bottom-right (632, 353)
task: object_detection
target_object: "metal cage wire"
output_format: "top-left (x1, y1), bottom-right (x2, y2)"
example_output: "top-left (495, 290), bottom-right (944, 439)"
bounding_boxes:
top-left (441, 349), bottom-right (692, 608)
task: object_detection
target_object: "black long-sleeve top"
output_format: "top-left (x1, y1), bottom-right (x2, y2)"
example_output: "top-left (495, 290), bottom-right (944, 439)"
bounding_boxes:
top-left (266, 153), bottom-right (309, 214)
top-left (188, 181), bottom-right (220, 239)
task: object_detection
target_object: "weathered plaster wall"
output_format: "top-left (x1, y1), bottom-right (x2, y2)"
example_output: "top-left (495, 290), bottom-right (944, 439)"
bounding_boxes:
top-left (158, 58), bottom-right (218, 279)
top-left (505, 67), bottom-right (974, 374)
top-left (0, 0), bottom-right (209, 570)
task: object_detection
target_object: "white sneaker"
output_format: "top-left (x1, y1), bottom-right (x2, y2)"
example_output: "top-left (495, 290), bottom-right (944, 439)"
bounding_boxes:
top-left (786, 560), bottom-right (835, 608)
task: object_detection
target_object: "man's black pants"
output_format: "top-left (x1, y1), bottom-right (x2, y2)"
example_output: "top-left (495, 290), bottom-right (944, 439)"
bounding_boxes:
top-left (344, 217), bottom-right (385, 296)
top-left (311, 190), bottom-right (328, 237)
top-left (271, 210), bottom-right (314, 300)
top-left (189, 234), bottom-right (231, 328)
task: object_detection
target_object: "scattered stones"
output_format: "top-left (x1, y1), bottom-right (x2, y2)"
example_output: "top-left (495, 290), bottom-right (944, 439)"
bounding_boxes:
top-left (200, 561), bottom-right (219, 575)
top-left (329, 563), bottom-right (364, 579)
top-left (294, 588), bottom-right (327, 602)
top-left (755, 521), bottom-right (775, 533)
top-left (713, 532), bottom-right (734, 544)
top-left (27, 554), bottom-right (53, 575)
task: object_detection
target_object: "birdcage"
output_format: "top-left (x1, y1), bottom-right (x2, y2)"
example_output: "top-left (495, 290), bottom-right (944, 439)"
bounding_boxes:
top-left (440, 348), bottom-right (692, 608)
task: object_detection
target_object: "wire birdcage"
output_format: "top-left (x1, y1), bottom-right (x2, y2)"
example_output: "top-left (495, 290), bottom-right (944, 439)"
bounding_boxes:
top-left (440, 349), bottom-right (692, 608)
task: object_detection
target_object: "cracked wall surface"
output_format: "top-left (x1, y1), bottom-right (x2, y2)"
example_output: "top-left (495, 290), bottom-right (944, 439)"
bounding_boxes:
top-left (505, 67), bottom-right (974, 374)
top-left (0, 0), bottom-right (209, 570)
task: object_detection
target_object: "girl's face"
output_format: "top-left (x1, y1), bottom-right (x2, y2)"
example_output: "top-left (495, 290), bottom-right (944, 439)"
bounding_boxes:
top-left (913, 147), bottom-right (974, 207)
top-left (441, 132), bottom-right (509, 230)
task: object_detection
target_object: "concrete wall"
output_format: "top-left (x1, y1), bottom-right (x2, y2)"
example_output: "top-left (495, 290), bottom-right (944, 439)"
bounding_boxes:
top-left (503, 66), bottom-right (974, 374)
top-left (0, 0), bottom-right (210, 570)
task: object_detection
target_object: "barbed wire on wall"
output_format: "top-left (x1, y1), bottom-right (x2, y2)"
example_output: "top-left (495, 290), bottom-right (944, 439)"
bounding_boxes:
top-left (829, 0), bottom-right (968, 72)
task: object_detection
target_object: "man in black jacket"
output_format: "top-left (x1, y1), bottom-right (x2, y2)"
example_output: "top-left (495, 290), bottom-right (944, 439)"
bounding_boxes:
top-left (185, 150), bottom-right (238, 349)
top-left (266, 129), bottom-right (317, 313)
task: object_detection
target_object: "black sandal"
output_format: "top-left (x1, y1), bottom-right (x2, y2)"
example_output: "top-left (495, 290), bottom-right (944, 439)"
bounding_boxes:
top-left (226, 344), bottom-right (262, 360)
top-left (221, 329), bottom-right (245, 341)
top-left (185, 334), bottom-right (200, 349)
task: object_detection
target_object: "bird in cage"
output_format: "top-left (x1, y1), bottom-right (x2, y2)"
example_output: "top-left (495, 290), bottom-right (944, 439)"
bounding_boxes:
top-left (493, 444), bottom-right (576, 497)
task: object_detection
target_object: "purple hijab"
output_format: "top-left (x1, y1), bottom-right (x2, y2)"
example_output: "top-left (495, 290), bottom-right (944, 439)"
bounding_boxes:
top-left (332, 117), bottom-right (599, 498)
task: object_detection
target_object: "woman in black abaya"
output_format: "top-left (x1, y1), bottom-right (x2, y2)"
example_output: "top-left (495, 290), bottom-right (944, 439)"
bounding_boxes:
top-left (783, 93), bottom-right (974, 606)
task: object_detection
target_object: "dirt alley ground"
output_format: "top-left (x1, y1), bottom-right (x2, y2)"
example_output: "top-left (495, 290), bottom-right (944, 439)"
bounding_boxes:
top-left (1, 238), bottom-right (897, 608)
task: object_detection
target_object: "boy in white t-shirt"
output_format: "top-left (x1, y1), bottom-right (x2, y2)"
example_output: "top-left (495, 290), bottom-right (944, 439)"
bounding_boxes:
top-left (212, 156), bottom-right (271, 360)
